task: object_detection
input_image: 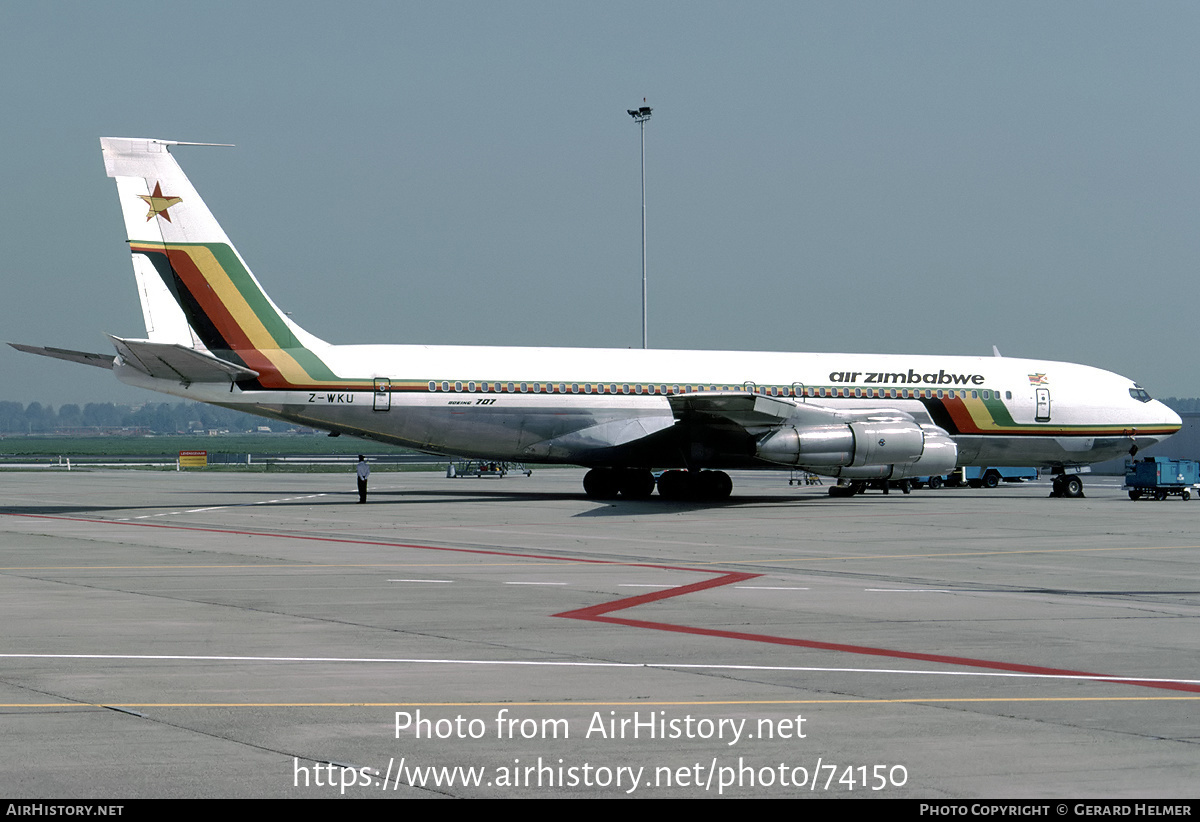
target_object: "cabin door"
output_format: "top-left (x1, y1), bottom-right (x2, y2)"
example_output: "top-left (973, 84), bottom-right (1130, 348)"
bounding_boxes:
top-left (374, 378), bottom-right (391, 411)
top-left (1035, 388), bottom-right (1050, 422)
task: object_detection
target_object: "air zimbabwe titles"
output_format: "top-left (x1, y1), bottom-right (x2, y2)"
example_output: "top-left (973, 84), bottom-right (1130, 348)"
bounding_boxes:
top-left (829, 368), bottom-right (985, 386)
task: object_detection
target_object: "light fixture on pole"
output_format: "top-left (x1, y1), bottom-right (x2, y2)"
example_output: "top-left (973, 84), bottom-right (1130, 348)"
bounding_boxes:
top-left (627, 102), bottom-right (652, 349)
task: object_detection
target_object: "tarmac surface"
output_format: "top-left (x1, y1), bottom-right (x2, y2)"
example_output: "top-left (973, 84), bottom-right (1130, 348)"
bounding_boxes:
top-left (1, 468), bottom-right (1198, 798)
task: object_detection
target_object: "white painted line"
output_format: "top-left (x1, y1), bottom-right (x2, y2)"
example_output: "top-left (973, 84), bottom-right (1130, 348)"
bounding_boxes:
top-left (736, 586), bottom-right (810, 590)
top-left (133, 494), bottom-right (333, 520)
top-left (1, 653), bottom-right (1196, 686)
top-left (866, 589), bottom-right (953, 593)
top-left (388, 579), bottom-right (453, 583)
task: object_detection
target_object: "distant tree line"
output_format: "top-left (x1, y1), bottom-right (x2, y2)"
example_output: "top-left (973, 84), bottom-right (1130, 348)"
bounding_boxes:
top-left (0, 401), bottom-right (299, 435)
top-left (1161, 398), bottom-right (1200, 414)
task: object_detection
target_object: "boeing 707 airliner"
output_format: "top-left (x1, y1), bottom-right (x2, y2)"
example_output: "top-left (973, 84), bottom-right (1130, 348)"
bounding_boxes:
top-left (11, 139), bottom-right (1182, 500)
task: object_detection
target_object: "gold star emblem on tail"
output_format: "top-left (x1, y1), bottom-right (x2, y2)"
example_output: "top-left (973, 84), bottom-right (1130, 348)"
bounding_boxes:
top-left (138, 181), bottom-right (183, 222)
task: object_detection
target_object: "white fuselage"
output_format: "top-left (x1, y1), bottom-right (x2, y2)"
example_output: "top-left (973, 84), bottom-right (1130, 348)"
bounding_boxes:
top-left (116, 343), bottom-right (1182, 471)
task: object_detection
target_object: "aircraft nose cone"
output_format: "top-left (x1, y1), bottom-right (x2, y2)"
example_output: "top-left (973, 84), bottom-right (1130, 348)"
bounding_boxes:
top-left (1159, 401), bottom-right (1182, 429)
top-left (1161, 403), bottom-right (1180, 429)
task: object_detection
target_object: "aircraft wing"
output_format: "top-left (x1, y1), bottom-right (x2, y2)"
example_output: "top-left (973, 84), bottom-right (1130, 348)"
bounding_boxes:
top-left (667, 390), bottom-right (836, 428)
top-left (8, 343), bottom-right (115, 370)
top-left (108, 336), bottom-right (260, 384)
top-left (666, 390), bottom-right (914, 428)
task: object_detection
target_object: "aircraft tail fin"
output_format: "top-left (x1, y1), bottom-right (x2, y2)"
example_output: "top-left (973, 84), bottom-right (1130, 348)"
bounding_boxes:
top-left (100, 138), bottom-right (327, 358)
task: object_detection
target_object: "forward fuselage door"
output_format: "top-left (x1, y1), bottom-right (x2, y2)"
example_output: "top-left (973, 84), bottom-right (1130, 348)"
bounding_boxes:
top-left (374, 378), bottom-right (391, 411)
top-left (1035, 387), bottom-right (1050, 422)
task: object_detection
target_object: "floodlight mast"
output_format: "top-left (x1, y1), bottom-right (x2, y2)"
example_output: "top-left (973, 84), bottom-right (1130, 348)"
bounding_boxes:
top-left (627, 104), bottom-right (652, 349)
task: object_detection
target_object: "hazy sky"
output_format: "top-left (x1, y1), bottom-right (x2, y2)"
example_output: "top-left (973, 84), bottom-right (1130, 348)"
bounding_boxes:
top-left (3, 1), bottom-right (1198, 406)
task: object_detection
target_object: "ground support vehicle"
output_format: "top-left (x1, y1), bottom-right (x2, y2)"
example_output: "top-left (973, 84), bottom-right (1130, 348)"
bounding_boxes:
top-left (1125, 457), bottom-right (1200, 501)
top-left (449, 460), bottom-right (533, 478)
top-left (914, 466), bottom-right (1037, 489)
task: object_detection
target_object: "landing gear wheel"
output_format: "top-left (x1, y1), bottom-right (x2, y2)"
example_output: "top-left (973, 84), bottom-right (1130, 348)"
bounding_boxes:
top-left (829, 481), bottom-right (865, 498)
top-left (1050, 475), bottom-right (1082, 498)
top-left (584, 468), bottom-right (658, 500)
top-left (695, 470), bottom-right (733, 501)
top-left (656, 469), bottom-right (692, 501)
top-left (620, 468), bottom-right (657, 500)
top-left (656, 470), bottom-right (733, 501)
top-left (583, 468), bottom-right (620, 500)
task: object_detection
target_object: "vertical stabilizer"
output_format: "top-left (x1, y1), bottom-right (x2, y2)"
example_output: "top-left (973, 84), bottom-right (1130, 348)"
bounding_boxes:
top-left (100, 138), bottom-right (327, 358)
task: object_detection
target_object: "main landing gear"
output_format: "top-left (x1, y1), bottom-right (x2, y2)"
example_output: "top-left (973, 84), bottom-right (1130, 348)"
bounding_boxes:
top-left (657, 469), bottom-right (733, 501)
top-left (1049, 473), bottom-right (1085, 498)
top-left (582, 467), bottom-right (656, 500)
top-left (582, 468), bottom-right (733, 501)
top-left (828, 479), bottom-right (911, 497)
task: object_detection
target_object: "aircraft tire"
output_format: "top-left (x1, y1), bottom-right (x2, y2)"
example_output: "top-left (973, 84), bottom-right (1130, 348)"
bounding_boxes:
top-left (620, 469), bottom-right (657, 500)
top-left (829, 483), bottom-right (857, 498)
top-left (695, 470), bottom-right (733, 501)
top-left (1063, 475), bottom-right (1085, 498)
top-left (657, 470), bottom-right (692, 501)
top-left (583, 468), bottom-right (620, 500)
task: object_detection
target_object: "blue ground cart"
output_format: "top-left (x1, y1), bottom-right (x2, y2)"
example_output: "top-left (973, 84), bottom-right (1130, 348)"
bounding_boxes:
top-left (1124, 457), bottom-right (1200, 501)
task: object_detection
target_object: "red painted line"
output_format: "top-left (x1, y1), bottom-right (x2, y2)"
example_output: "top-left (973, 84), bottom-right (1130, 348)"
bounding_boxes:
top-left (0, 513), bottom-right (716, 574)
top-left (554, 572), bottom-right (760, 618)
top-left (7, 512), bottom-right (1197, 694)
top-left (555, 576), bottom-right (1200, 694)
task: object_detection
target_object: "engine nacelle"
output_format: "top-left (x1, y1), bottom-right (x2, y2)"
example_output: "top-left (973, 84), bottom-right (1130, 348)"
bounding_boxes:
top-left (756, 424), bottom-right (855, 466)
top-left (756, 419), bottom-right (958, 480)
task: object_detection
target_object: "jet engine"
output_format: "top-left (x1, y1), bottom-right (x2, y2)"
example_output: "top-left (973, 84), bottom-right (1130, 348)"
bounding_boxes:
top-left (756, 418), bottom-right (958, 480)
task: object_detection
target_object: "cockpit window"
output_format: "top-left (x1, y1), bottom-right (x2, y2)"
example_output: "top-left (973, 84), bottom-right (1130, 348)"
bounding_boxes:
top-left (1129, 385), bottom-right (1152, 403)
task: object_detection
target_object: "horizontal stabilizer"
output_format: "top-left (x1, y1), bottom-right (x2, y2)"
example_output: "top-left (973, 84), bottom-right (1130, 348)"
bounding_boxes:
top-left (108, 336), bottom-right (259, 384)
top-left (8, 343), bottom-right (114, 370)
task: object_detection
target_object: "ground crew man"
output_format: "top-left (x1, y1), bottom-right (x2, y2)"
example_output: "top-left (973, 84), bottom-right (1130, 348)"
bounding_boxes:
top-left (356, 455), bottom-right (370, 503)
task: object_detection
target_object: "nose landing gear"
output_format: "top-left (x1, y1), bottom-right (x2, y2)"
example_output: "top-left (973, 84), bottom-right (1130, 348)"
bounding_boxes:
top-left (1049, 473), bottom-right (1085, 498)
